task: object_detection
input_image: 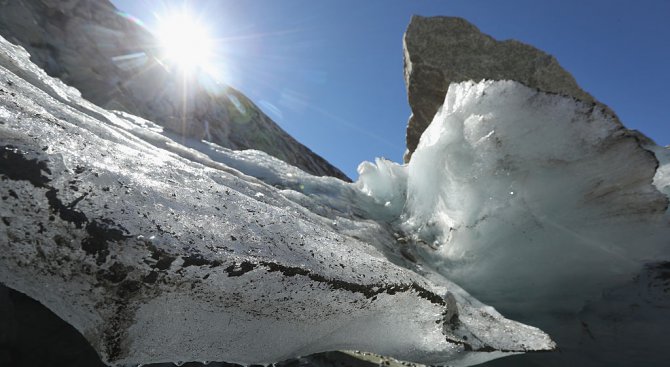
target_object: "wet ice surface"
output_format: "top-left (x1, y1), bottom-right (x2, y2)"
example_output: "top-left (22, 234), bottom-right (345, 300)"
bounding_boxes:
top-left (0, 36), bottom-right (554, 367)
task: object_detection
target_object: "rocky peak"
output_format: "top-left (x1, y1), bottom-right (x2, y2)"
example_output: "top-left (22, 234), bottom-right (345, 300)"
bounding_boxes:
top-left (403, 15), bottom-right (596, 162)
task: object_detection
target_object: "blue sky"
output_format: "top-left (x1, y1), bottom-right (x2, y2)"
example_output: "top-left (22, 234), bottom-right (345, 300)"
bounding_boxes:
top-left (112, 0), bottom-right (669, 179)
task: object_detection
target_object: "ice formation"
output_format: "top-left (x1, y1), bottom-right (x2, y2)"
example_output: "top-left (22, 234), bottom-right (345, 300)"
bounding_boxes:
top-left (357, 81), bottom-right (670, 365)
top-left (0, 35), bottom-right (555, 366)
top-left (2, 15), bottom-right (669, 363)
top-left (359, 80), bottom-right (669, 312)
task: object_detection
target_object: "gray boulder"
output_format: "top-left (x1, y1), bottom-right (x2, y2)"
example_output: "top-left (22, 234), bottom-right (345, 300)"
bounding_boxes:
top-left (403, 15), bottom-right (595, 161)
top-left (0, 0), bottom-right (350, 181)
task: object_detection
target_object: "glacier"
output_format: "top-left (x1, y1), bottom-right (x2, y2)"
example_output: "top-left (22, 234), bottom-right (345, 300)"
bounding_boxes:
top-left (1, 27), bottom-right (669, 367)
top-left (0, 34), bottom-right (555, 366)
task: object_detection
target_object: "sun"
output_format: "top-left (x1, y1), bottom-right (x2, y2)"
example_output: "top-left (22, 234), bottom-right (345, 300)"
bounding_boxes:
top-left (155, 11), bottom-right (215, 74)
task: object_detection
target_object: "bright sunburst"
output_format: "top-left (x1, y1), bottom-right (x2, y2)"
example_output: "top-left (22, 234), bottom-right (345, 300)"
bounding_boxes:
top-left (156, 11), bottom-right (215, 74)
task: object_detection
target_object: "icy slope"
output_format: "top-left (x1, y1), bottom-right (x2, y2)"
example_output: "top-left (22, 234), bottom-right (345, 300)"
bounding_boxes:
top-left (0, 0), bottom-right (349, 180)
top-left (0, 35), bottom-right (553, 366)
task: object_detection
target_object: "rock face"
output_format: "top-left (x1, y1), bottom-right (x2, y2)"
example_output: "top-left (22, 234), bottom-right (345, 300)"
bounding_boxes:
top-left (402, 15), bottom-right (595, 161)
top-left (0, 34), bottom-right (554, 366)
top-left (0, 0), bottom-right (350, 181)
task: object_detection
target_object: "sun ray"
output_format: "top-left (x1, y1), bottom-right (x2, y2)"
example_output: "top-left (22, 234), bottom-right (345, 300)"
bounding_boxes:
top-left (154, 9), bottom-right (216, 76)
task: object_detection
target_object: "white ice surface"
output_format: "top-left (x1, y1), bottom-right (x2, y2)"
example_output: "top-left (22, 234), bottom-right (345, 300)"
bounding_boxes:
top-left (3, 28), bottom-right (667, 363)
top-left (0, 36), bottom-right (556, 366)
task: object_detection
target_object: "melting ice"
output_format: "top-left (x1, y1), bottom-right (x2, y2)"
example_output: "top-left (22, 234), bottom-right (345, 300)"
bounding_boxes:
top-left (2, 29), bottom-right (668, 367)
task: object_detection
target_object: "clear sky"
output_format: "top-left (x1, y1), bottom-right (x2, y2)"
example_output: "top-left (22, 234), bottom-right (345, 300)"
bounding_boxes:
top-left (112, 0), bottom-right (669, 179)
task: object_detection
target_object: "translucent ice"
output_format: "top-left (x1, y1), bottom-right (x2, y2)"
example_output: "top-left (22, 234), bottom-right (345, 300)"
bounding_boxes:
top-left (356, 81), bottom-right (669, 312)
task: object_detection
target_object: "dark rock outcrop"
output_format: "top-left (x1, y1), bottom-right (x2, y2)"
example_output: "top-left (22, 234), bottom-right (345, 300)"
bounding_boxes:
top-left (0, 284), bottom-right (108, 367)
top-left (402, 15), bottom-right (595, 161)
top-left (0, 0), bottom-right (350, 181)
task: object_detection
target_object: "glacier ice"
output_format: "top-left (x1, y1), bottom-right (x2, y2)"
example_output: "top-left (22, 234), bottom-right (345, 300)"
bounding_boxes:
top-left (2, 23), bottom-right (668, 364)
top-left (356, 158), bottom-right (408, 217)
top-left (397, 80), bottom-right (668, 311)
top-left (0, 35), bottom-right (555, 366)
top-left (357, 80), bottom-right (670, 366)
